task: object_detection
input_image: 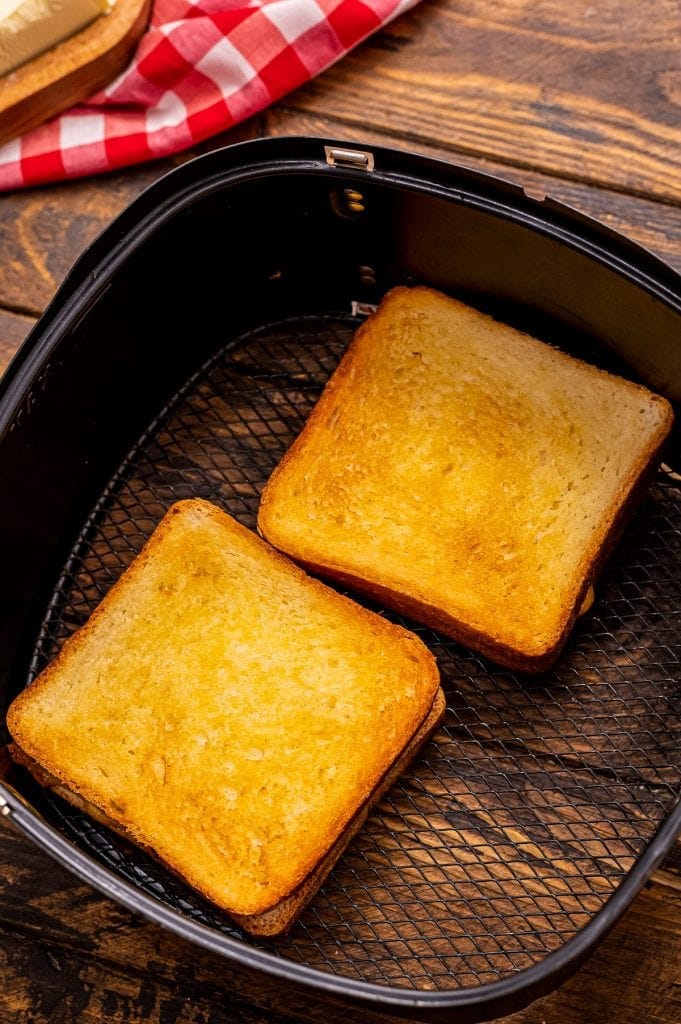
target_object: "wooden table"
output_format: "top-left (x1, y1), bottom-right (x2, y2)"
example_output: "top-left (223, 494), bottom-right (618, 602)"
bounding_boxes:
top-left (1, 2), bottom-right (680, 1021)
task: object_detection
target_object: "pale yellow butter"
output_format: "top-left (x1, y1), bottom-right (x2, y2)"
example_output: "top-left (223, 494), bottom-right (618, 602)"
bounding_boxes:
top-left (0, 0), bottom-right (114, 76)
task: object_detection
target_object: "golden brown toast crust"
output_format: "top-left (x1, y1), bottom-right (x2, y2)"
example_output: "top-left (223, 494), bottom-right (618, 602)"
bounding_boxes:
top-left (230, 685), bottom-right (446, 935)
top-left (6, 500), bottom-right (441, 928)
top-left (258, 286), bottom-right (674, 672)
top-left (11, 682), bottom-right (445, 936)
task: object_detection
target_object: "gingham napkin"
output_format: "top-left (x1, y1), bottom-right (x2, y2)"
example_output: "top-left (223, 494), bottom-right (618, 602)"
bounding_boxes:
top-left (0, 0), bottom-right (415, 191)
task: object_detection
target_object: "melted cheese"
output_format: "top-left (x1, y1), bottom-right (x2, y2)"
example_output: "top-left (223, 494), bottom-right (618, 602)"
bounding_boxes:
top-left (578, 584), bottom-right (595, 617)
top-left (0, 0), bottom-right (114, 76)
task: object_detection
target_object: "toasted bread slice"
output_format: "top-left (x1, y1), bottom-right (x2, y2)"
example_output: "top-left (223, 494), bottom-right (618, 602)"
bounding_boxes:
top-left (258, 286), bottom-right (674, 671)
top-left (7, 499), bottom-right (442, 935)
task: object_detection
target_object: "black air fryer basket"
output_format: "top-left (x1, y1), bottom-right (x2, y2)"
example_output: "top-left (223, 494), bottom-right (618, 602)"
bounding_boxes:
top-left (0, 138), bottom-right (679, 1023)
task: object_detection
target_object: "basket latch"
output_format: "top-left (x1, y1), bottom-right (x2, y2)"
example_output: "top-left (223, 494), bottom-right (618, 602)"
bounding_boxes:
top-left (324, 146), bottom-right (375, 172)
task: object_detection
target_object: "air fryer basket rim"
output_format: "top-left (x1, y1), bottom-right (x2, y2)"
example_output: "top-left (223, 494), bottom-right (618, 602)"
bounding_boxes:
top-left (5, 431), bottom-right (680, 1016)
top-left (3, 133), bottom-right (681, 422)
top-left (1, 136), bottom-right (680, 1023)
top-left (3, 782), bottom-right (679, 1022)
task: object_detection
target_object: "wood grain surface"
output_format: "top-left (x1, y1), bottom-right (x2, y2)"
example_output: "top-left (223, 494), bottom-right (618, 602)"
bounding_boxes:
top-left (0, 813), bottom-right (679, 1024)
top-left (0, 0), bottom-right (680, 1021)
top-left (0, 309), bottom-right (34, 374)
top-left (286, 0), bottom-right (681, 203)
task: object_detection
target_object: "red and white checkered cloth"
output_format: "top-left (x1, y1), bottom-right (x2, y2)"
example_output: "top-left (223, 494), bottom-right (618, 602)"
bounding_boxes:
top-left (0, 0), bottom-right (416, 191)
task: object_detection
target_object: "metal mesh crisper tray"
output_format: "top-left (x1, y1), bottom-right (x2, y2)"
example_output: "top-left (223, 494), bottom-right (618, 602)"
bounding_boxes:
top-left (29, 313), bottom-right (681, 994)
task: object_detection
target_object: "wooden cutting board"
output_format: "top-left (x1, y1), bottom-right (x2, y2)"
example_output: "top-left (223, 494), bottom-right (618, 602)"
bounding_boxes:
top-left (0, 0), bottom-right (152, 148)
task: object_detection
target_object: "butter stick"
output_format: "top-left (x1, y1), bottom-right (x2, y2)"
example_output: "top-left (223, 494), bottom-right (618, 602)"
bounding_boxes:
top-left (0, 0), bottom-right (114, 77)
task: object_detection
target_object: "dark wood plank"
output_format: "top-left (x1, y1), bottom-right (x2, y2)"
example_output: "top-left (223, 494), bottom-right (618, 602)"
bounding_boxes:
top-left (0, 816), bottom-right (679, 1024)
top-left (0, 816), bottom-right (392, 1024)
top-left (0, 823), bottom-right (381, 1024)
top-left (0, 308), bottom-right (34, 375)
top-left (0, 117), bottom-right (264, 318)
top-left (266, 108), bottom-right (681, 275)
top-left (0, 165), bottom-right (162, 318)
top-left (283, 0), bottom-right (681, 204)
top-left (0, 929), bottom-right (313, 1024)
top-left (509, 883), bottom-right (681, 1024)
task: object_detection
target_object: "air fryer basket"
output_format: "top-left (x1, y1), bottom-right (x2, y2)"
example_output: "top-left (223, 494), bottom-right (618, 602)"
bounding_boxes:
top-left (0, 139), bottom-right (679, 1023)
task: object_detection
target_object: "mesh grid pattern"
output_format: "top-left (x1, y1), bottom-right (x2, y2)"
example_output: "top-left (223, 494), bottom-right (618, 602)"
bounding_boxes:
top-left (29, 315), bottom-right (681, 993)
